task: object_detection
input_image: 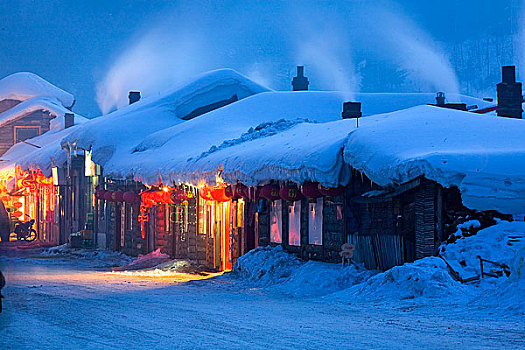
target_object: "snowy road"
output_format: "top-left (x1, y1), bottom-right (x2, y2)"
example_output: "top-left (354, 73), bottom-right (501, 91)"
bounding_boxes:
top-left (0, 251), bottom-right (524, 350)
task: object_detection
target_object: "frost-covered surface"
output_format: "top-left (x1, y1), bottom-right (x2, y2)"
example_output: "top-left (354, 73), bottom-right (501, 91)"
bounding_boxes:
top-left (344, 105), bottom-right (525, 214)
top-left (1, 222), bottom-right (524, 349)
top-left (0, 72), bottom-right (74, 108)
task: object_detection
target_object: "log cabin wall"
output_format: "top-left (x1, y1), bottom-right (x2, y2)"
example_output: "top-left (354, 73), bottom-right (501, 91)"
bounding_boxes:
top-left (0, 108), bottom-right (54, 156)
top-left (173, 198), bottom-right (206, 265)
top-left (0, 99), bottom-right (21, 113)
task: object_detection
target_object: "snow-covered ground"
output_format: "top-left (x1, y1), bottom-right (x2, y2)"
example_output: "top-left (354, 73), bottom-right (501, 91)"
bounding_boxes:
top-left (1, 222), bottom-right (524, 349)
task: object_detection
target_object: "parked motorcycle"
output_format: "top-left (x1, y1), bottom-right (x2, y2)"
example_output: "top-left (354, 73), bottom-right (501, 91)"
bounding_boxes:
top-left (14, 219), bottom-right (38, 242)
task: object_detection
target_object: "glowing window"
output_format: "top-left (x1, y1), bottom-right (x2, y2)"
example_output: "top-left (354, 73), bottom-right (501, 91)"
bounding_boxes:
top-left (308, 198), bottom-right (323, 245)
top-left (270, 200), bottom-right (282, 244)
top-left (288, 201), bottom-right (301, 246)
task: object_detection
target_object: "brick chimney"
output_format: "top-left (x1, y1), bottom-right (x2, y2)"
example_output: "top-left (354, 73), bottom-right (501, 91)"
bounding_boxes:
top-left (64, 113), bottom-right (74, 129)
top-left (128, 91), bottom-right (141, 105)
top-left (292, 66), bottom-right (309, 91)
top-left (497, 66), bottom-right (523, 119)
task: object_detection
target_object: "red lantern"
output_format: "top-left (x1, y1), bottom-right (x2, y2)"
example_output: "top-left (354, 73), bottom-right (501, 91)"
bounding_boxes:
top-left (279, 185), bottom-right (304, 202)
top-left (104, 191), bottom-right (114, 202)
top-left (302, 182), bottom-right (323, 198)
top-left (224, 185), bottom-right (234, 198)
top-left (200, 186), bottom-right (214, 201)
top-left (141, 191), bottom-right (156, 206)
top-left (318, 185), bottom-right (344, 197)
top-left (260, 184), bottom-right (281, 200)
top-left (112, 191), bottom-right (124, 202)
top-left (95, 189), bottom-right (106, 199)
top-left (210, 186), bottom-right (231, 202)
top-left (123, 191), bottom-right (140, 204)
top-left (234, 183), bottom-right (248, 198)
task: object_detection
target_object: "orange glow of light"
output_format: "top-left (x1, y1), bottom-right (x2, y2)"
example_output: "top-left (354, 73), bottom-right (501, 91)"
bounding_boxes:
top-left (13, 202), bottom-right (23, 209)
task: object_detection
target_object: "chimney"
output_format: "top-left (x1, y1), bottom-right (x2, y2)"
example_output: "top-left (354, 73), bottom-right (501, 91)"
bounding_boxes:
top-left (128, 91), bottom-right (141, 105)
top-left (342, 102), bottom-right (362, 119)
top-left (497, 66), bottom-right (523, 119)
top-left (435, 92), bottom-right (446, 106)
top-left (292, 66), bottom-right (309, 91)
top-left (64, 113), bottom-right (74, 129)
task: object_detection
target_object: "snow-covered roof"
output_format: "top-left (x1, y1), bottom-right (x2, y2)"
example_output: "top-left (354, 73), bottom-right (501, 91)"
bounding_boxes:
top-left (47, 69), bottom-right (268, 177)
top-left (0, 72), bottom-right (74, 108)
top-left (343, 105), bottom-right (525, 214)
top-left (0, 107), bottom-right (87, 174)
top-left (188, 104), bottom-right (525, 214)
top-left (0, 96), bottom-right (85, 128)
top-left (120, 91), bottom-right (493, 184)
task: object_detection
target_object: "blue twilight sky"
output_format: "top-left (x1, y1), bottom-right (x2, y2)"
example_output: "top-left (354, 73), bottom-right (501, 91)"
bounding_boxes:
top-left (0, 0), bottom-right (522, 117)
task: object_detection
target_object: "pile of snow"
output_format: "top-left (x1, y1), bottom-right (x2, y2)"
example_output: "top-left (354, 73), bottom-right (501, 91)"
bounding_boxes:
top-left (342, 257), bottom-right (467, 301)
top-left (112, 248), bottom-right (171, 271)
top-left (232, 246), bottom-right (373, 297)
top-left (0, 72), bottom-right (74, 108)
top-left (441, 220), bottom-right (525, 279)
top-left (475, 246), bottom-right (525, 315)
top-left (111, 259), bottom-right (214, 277)
top-left (41, 243), bottom-right (132, 267)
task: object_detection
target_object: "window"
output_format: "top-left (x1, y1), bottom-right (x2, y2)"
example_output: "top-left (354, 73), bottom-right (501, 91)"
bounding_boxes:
top-left (288, 201), bottom-right (301, 246)
top-left (270, 200), bottom-right (282, 244)
top-left (14, 126), bottom-right (41, 143)
top-left (308, 198), bottom-right (323, 245)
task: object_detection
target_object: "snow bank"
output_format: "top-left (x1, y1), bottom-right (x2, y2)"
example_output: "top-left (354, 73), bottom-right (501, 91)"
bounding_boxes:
top-left (344, 105), bottom-right (525, 214)
top-left (112, 248), bottom-right (170, 271)
top-left (342, 257), bottom-right (467, 301)
top-left (441, 221), bottom-right (525, 279)
top-left (232, 246), bottom-right (373, 297)
top-left (0, 72), bottom-right (74, 108)
top-left (42, 244), bottom-right (132, 267)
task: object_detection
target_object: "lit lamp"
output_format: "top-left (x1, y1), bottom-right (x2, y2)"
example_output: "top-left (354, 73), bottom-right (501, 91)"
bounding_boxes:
top-left (52, 167), bottom-right (66, 186)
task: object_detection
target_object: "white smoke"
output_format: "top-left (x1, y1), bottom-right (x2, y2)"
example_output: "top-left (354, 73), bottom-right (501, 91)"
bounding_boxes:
top-left (95, 26), bottom-right (207, 114)
top-left (363, 3), bottom-right (460, 98)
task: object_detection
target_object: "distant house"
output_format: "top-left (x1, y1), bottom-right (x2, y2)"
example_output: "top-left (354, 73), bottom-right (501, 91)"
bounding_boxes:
top-left (0, 72), bottom-right (75, 156)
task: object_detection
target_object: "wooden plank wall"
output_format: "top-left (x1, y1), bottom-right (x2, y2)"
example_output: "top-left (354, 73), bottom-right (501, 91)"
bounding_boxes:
top-left (415, 181), bottom-right (437, 259)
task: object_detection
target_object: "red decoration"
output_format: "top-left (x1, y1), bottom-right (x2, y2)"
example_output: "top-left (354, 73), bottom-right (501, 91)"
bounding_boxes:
top-left (104, 191), bottom-right (115, 202)
top-left (200, 186), bottom-right (214, 201)
top-left (95, 189), bottom-right (106, 199)
top-left (279, 185), bottom-right (304, 202)
top-left (210, 186), bottom-right (231, 202)
top-left (318, 185), bottom-right (344, 197)
top-left (123, 191), bottom-right (140, 204)
top-left (170, 188), bottom-right (194, 204)
top-left (112, 191), bottom-right (124, 202)
top-left (234, 183), bottom-right (248, 198)
top-left (301, 182), bottom-right (323, 198)
top-left (260, 184), bottom-right (281, 200)
top-left (225, 185), bottom-right (234, 198)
